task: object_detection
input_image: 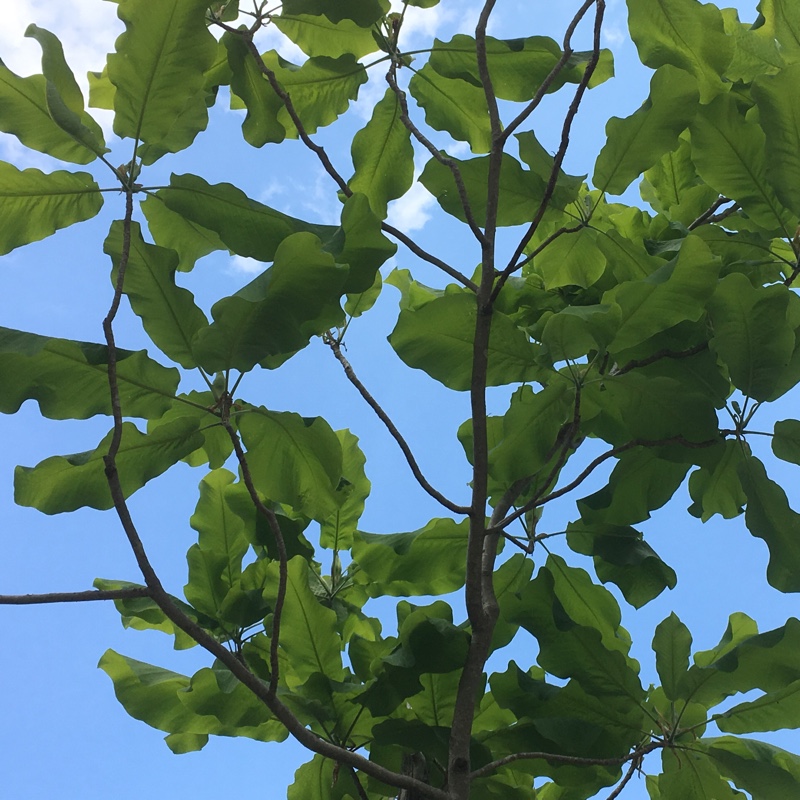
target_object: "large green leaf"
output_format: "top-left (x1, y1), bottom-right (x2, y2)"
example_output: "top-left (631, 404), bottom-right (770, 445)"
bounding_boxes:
top-left (718, 680), bottom-right (800, 734)
top-left (104, 221), bottom-right (209, 369)
top-left (192, 232), bottom-right (347, 373)
top-left (409, 64), bottom-right (492, 154)
top-left (593, 65), bottom-right (698, 196)
top-left (739, 454), bottom-right (800, 593)
top-left (258, 51), bottom-right (367, 137)
top-left (653, 613), bottom-right (692, 701)
top-left (388, 292), bottom-right (543, 391)
top-left (657, 748), bottom-right (745, 800)
top-left (353, 518), bottom-right (469, 597)
top-left (24, 25), bottom-right (108, 159)
top-left (708, 273), bottom-right (795, 401)
top-left (184, 469), bottom-right (250, 620)
top-left (288, 754), bottom-right (364, 800)
top-left (107, 0), bottom-right (217, 160)
top-left (319, 430), bottom-right (370, 551)
top-left (427, 34), bottom-right (613, 101)
top-left (264, 557), bottom-right (345, 685)
top-left (275, 14), bottom-right (383, 59)
top-left (0, 63), bottom-right (97, 163)
top-left (688, 440), bottom-right (748, 522)
top-left (689, 93), bottom-right (796, 237)
top-left (757, 0), bottom-right (800, 64)
top-left (488, 382), bottom-right (574, 485)
top-left (566, 522), bottom-right (677, 608)
top-left (237, 409), bottom-right (342, 522)
top-left (0, 162), bottom-right (102, 255)
top-left (157, 173), bottom-right (336, 262)
top-left (534, 227), bottom-right (607, 290)
top-left (349, 88), bottom-right (414, 218)
top-left (626, 0), bottom-right (733, 102)
top-left (604, 234), bottom-right (720, 354)
top-left (223, 31), bottom-right (285, 148)
top-left (0, 327), bottom-right (178, 420)
top-left (752, 64), bottom-right (800, 217)
top-left (772, 419), bottom-right (800, 466)
top-left (419, 153), bottom-right (545, 228)
top-left (141, 195), bottom-right (228, 272)
top-left (701, 737), bottom-right (800, 799)
top-left (99, 652), bottom-right (287, 742)
top-left (15, 418), bottom-right (203, 514)
top-left (281, 0), bottom-right (388, 28)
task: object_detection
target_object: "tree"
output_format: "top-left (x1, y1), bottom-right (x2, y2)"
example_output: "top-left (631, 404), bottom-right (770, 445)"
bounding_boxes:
top-left (2, 0), bottom-right (800, 797)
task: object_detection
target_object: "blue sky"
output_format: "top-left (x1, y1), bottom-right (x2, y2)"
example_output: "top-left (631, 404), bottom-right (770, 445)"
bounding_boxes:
top-left (1, 1), bottom-right (798, 798)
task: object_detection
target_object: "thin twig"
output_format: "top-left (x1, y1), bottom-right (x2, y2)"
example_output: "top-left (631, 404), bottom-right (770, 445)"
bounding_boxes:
top-left (347, 766), bottom-right (371, 800)
top-left (223, 417), bottom-right (287, 697)
top-left (0, 588), bottom-right (151, 605)
top-left (494, 434), bottom-right (721, 530)
top-left (604, 754), bottom-right (643, 800)
top-left (325, 334), bottom-right (469, 516)
top-left (385, 63), bottom-right (488, 245)
top-left (687, 196), bottom-right (733, 230)
top-left (469, 740), bottom-right (662, 781)
top-left (495, 0), bottom-right (605, 295)
top-left (613, 342), bottom-right (708, 376)
top-left (504, 221), bottom-right (585, 277)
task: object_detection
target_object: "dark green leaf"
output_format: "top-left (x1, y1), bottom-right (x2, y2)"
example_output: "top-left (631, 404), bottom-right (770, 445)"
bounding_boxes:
top-left (773, 419), bottom-right (800, 465)
top-left (653, 613), bottom-right (692, 701)
top-left (688, 440), bottom-right (748, 522)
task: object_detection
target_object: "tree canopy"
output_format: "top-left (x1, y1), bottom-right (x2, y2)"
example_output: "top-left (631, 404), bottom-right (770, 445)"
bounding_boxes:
top-left (3, 0), bottom-right (800, 798)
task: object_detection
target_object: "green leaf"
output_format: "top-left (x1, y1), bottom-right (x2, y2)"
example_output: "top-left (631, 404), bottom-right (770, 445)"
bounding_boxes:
top-left (288, 754), bottom-right (364, 800)
top-left (353, 518), bottom-right (469, 597)
top-left (223, 31), bottom-right (285, 147)
top-left (15, 418), bottom-right (203, 514)
top-left (264, 557), bottom-right (345, 684)
top-left (689, 93), bottom-right (796, 237)
top-left (605, 234), bottom-right (720, 354)
top-left (260, 51), bottom-right (367, 137)
top-left (534, 227), bottom-right (607, 290)
top-left (164, 733), bottom-right (208, 754)
top-left (0, 63), bottom-right (97, 163)
top-left (349, 88), bottom-right (414, 218)
top-left (192, 232), bottom-right (348, 373)
top-left (345, 269), bottom-right (382, 318)
top-left (658, 748), bottom-right (744, 800)
top-left (99, 652), bottom-right (287, 742)
top-left (157, 173), bottom-right (336, 263)
top-left (626, 0), bottom-right (734, 102)
top-left (281, 0), bottom-right (388, 28)
top-left (274, 14), bottom-right (382, 59)
top-left (24, 25), bottom-right (108, 159)
top-left (428, 34), bottom-right (613, 102)
top-left (752, 64), bottom-right (800, 217)
top-left (0, 162), bottom-right (102, 255)
top-left (107, 0), bottom-right (218, 160)
top-left (141, 194), bottom-right (229, 272)
top-left (104, 221), bottom-right (209, 369)
top-left (739, 454), bottom-right (800, 593)
top-left (388, 292), bottom-right (543, 391)
top-left (409, 63), bottom-right (492, 154)
top-left (653, 613), bottom-right (692, 701)
top-left (701, 737), bottom-right (800, 799)
top-left (593, 65), bottom-right (699, 196)
top-left (718, 680), bottom-right (800, 734)
top-left (184, 469), bottom-right (249, 620)
top-left (419, 153), bottom-right (545, 227)
top-left (773, 419), bottom-right (800, 465)
top-left (566, 522), bottom-right (677, 608)
top-left (708, 273), bottom-right (795, 401)
top-left (489, 382), bottom-right (574, 485)
top-left (0, 327), bottom-right (178, 420)
top-left (320, 430), bottom-right (370, 550)
top-left (688, 440), bottom-right (748, 522)
top-left (237, 409), bottom-right (342, 522)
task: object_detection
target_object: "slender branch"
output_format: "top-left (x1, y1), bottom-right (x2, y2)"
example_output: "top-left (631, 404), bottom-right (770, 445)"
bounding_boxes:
top-left (687, 195), bottom-right (733, 230)
top-left (385, 63), bottom-right (488, 245)
top-left (347, 766), bottom-right (371, 800)
top-left (502, 221), bottom-right (585, 279)
top-left (223, 416), bottom-right (288, 697)
top-left (496, 0), bottom-right (605, 294)
top-left (613, 342), bottom-right (708, 376)
top-left (494, 435), bottom-right (721, 530)
top-left (470, 740), bottom-right (662, 781)
top-left (784, 250), bottom-right (800, 287)
top-left (0, 588), bottom-right (151, 605)
top-left (499, 0), bottom-right (600, 147)
top-left (382, 222), bottom-right (477, 291)
top-left (604, 755), bottom-right (643, 800)
top-left (325, 333), bottom-right (469, 516)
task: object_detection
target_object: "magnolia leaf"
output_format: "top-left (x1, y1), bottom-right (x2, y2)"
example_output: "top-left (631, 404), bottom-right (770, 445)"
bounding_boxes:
top-left (274, 14), bottom-right (382, 59)
top-left (653, 613), bottom-right (692, 701)
top-left (0, 162), bottom-right (102, 255)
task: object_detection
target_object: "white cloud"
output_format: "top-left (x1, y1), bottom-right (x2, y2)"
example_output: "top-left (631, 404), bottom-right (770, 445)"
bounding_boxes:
top-left (229, 255), bottom-right (266, 275)
top-left (386, 179), bottom-right (435, 232)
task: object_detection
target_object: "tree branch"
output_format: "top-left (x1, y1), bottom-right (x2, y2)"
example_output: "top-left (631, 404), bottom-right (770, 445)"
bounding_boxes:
top-left (496, 0), bottom-right (605, 294)
top-left (0, 588), bottom-right (151, 605)
top-left (604, 753), bottom-right (643, 800)
top-left (687, 196), bottom-right (737, 230)
top-left (325, 333), bottom-right (469, 516)
top-left (613, 341), bottom-right (708, 376)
